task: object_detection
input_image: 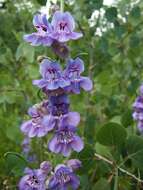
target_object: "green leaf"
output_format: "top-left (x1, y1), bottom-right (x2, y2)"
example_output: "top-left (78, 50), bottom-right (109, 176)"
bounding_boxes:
top-left (16, 43), bottom-right (35, 63)
top-left (126, 135), bottom-right (143, 169)
top-left (4, 152), bottom-right (27, 176)
top-left (95, 142), bottom-right (113, 159)
top-left (130, 6), bottom-right (141, 19)
top-left (105, 7), bottom-right (117, 22)
top-left (77, 144), bottom-right (95, 173)
top-left (96, 123), bottom-right (127, 146)
top-left (121, 109), bottom-right (133, 128)
top-left (92, 0), bottom-right (103, 9)
top-left (93, 178), bottom-right (111, 190)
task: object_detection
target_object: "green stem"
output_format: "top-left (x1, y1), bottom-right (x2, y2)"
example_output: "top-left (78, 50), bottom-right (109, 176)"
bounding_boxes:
top-left (46, 0), bottom-right (51, 17)
top-left (60, 0), bottom-right (64, 12)
top-left (114, 168), bottom-right (118, 190)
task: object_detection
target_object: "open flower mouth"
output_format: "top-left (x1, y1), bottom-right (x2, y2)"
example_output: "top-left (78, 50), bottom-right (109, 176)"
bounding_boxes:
top-left (56, 171), bottom-right (71, 184)
top-left (32, 116), bottom-right (42, 127)
top-left (27, 175), bottom-right (40, 188)
top-left (45, 68), bottom-right (61, 80)
top-left (57, 131), bottom-right (74, 144)
top-left (59, 22), bottom-right (68, 31)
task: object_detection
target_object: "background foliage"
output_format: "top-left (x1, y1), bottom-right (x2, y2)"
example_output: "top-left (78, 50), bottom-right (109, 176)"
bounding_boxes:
top-left (1, 0), bottom-right (143, 189)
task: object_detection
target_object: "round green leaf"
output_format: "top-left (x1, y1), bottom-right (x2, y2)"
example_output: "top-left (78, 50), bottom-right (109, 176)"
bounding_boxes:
top-left (4, 152), bottom-right (27, 176)
top-left (93, 178), bottom-right (111, 190)
top-left (126, 135), bottom-right (143, 169)
top-left (97, 123), bottom-right (127, 146)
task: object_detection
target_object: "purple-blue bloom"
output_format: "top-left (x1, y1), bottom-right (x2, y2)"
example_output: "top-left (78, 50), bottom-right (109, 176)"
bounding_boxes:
top-left (40, 94), bottom-right (80, 132)
top-left (64, 57), bottom-right (93, 94)
top-left (50, 11), bottom-right (83, 43)
top-left (48, 124), bottom-right (84, 157)
top-left (48, 164), bottom-right (80, 190)
top-left (24, 14), bottom-right (53, 46)
top-left (40, 161), bottom-right (52, 174)
top-left (21, 102), bottom-right (54, 138)
top-left (66, 159), bottom-right (82, 171)
top-left (33, 59), bottom-right (70, 91)
top-left (19, 168), bottom-right (46, 190)
top-left (132, 85), bottom-right (143, 132)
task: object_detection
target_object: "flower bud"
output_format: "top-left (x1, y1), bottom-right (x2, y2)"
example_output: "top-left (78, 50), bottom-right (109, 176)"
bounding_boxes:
top-left (40, 161), bottom-right (52, 174)
top-left (66, 159), bottom-right (82, 170)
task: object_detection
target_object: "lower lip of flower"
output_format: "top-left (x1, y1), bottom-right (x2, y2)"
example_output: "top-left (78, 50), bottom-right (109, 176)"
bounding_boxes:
top-left (32, 117), bottom-right (41, 127)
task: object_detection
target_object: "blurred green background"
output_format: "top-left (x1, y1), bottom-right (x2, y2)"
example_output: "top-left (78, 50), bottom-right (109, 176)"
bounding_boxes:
top-left (1, 0), bottom-right (143, 189)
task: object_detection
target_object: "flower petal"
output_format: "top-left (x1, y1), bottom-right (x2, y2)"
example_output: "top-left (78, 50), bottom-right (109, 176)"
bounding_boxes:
top-left (71, 135), bottom-right (84, 152)
top-left (32, 79), bottom-right (48, 88)
top-left (67, 112), bottom-right (80, 126)
top-left (42, 115), bottom-right (56, 131)
top-left (80, 77), bottom-right (93, 91)
top-left (48, 135), bottom-right (61, 153)
top-left (21, 120), bottom-right (32, 134)
top-left (70, 32), bottom-right (83, 40)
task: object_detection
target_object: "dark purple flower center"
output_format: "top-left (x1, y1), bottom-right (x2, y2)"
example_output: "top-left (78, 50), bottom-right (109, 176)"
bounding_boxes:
top-left (59, 22), bottom-right (68, 31)
top-left (67, 67), bottom-right (80, 80)
top-left (32, 116), bottom-right (42, 127)
top-left (35, 25), bottom-right (47, 32)
top-left (56, 171), bottom-right (71, 184)
top-left (51, 103), bottom-right (69, 116)
top-left (27, 175), bottom-right (39, 188)
top-left (57, 131), bottom-right (74, 144)
top-left (45, 68), bottom-right (61, 80)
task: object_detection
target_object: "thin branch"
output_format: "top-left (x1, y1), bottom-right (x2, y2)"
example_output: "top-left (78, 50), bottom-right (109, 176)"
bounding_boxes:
top-left (94, 153), bottom-right (143, 183)
top-left (60, 0), bottom-right (64, 12)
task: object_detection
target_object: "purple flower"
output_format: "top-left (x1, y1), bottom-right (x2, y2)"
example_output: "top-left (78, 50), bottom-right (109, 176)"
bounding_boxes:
top-left (48, 94), bottom-right (70, 116)
top-left (40, 161), bottom-right (52, 174)
top-left (66, 159), bottom-right (82, 171)
top-left (19, 168), bottom-right (46, 190)
top-left (43, 94), bottom-right (80, 132)
top-left (137, 121), bottom-right (143, 132)
top-left (64, 58), bottom-right (93, 94)
top-left (21, 103), bottom-right (54, 138)
top-left (33, 59), bottom-right (70, 91)
top-left (50, 11), bottom-right (83, 42)
top-left (48, 125), bottom-right (84, 157)
top-left (24, 14), bottom-right (53, 46)
top-left (48, 164), bottom-right (80, 190)
top-left (132, 96), bottom-right (143, 121)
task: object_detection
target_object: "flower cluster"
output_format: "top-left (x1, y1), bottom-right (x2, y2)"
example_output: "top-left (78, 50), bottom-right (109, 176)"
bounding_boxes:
top-left (132, 85), bottom-right (143, 132)
top-left (19, 6), bottom-right (93, 190)
top-left (19, 159), bottom-right (81, 190)
top-left (24, 11), bottom-right (83, 58)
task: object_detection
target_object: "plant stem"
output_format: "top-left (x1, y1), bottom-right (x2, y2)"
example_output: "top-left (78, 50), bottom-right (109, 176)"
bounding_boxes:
top-left (94, 153), bottom-right (143, 183)
top-left (114, 169), bottom-right (118, 190)
top-left (46, 0), bottom-right (51, 18)
top-left (60, 0), bottom-right (64, 12)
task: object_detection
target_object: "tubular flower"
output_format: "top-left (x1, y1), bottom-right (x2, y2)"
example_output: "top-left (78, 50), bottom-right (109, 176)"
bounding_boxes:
top-left (64, 57), bottom-right (93, 94)
top-left (133, 85), bottom-right (143, 132)
top-left (24, 14), bottom-right (53, 46)
top-left (66, 159), bottom-right (82, 171)
top-left (48, 164), bottom-right (80, 190)
top-left (50, 11), bottom-right (83, 43)
top-left (33, 59), bottom-right (70, 91)
top-left (48, 125), bottom-right (84, 157)
top-left (19, 168), bottom-right (47, 190)
top-left (20, 102), bottom-right (54, 138)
